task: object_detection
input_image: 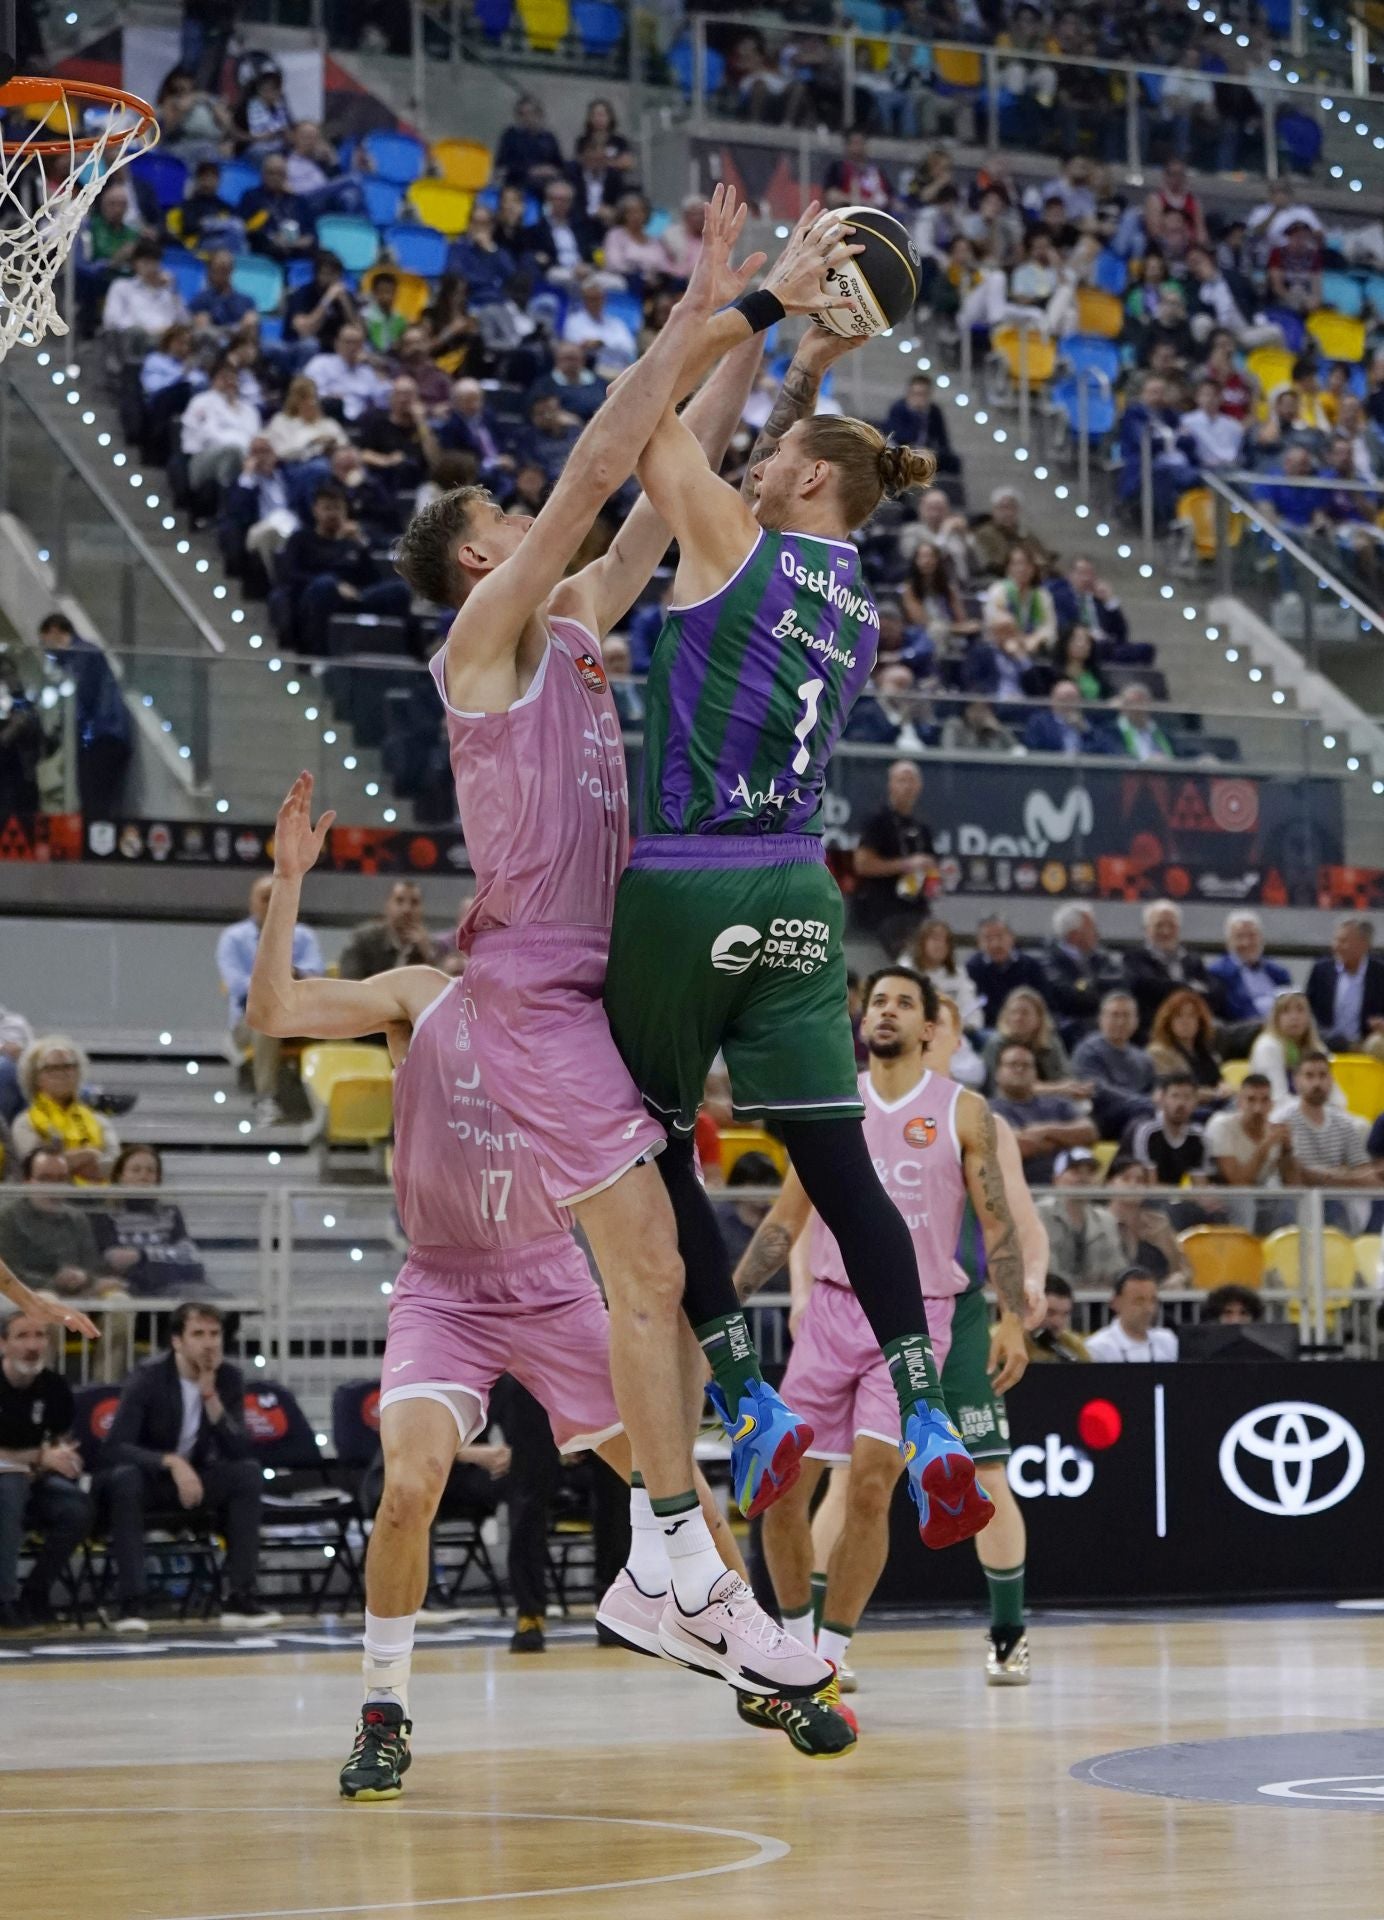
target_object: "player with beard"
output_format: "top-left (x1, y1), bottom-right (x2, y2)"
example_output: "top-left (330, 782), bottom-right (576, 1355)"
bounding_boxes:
top-left (733, 972), bottom-right (1047, 1704)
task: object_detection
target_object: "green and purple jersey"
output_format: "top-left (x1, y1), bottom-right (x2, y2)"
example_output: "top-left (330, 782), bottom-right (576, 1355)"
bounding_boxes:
top-left (635, 528), bottom-right (879, 855)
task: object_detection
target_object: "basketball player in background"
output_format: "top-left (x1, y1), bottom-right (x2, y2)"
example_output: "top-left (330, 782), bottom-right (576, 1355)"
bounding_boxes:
top-left (735, 975), bottom-right (1047, 1692)
top-left (602, 317), bottom-right (996, 1562)
top-left (390, 192), bottom-right (871, 1697)
top-left (248, 776), bottom-right (856, 1800)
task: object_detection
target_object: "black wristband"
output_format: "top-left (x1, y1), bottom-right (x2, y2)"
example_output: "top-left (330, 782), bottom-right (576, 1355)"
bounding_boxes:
top-left (732, 289), bottom-right (787, 334)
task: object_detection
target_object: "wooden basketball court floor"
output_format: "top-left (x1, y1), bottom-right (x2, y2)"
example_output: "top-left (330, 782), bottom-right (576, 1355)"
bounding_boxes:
top-left (5, 1609), bottom-right (1384, 1920)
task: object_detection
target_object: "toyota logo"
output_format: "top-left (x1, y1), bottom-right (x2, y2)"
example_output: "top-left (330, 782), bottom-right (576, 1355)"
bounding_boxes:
top-left (1219, 1401), bottom-right (1365, 1518)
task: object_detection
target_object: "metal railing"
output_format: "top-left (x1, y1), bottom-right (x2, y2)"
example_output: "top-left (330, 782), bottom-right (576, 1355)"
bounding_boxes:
top-left (21, 1179), bottom-right (1383, 1435)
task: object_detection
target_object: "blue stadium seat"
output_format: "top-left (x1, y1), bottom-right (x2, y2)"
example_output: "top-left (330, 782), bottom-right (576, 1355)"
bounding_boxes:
top-left (843, 0), bottom-right (893, 29)
top-left (1050, 371), bottom-right (1116, 441)
top-left (384, 223), bottom-right (449, 276)
top-left (574, 0), bottom-right (623, 53)
top-left (475, 0), bottom-right (515, 35)
top-left (132, 150), bottom-right (188, 211)
top-left (603, 288), bottom-right (644, 335)
top-left (1060, 335), bottom-right (1121, 384)
top-left (359, 176), bottom-right (403, 227)
top-left (1277, 109), bottom-right (1323, 173)
top-left (1092, 249), bottom-right (1128, 297)
top-left (361, 129), bottom-right (428, 187)
top-left (1322, 270), bottom-right (1364, 318)
top-left (162, 250), bottom-right (208, 304)
top-left (285, 256), bottom-right (317, 291)
top-left (232, 253), bottom-right (285, 314)
top-left (666, 38), bottom-right (725, 96)
top-left (315, 214), bottom-right (380, 273)
top-left (1365, 274), bottom-right (1384, 316)
top-left (218, 160), bottom-right (261, 208)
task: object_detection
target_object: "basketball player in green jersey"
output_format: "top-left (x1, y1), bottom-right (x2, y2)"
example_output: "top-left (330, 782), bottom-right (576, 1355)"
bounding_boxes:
top-left (602, 302), bottom-right (1006, 1555)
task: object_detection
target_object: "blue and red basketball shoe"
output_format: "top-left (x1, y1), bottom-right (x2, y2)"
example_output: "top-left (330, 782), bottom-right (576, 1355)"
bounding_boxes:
top-left (903, 1405), bottom-right (993, 1549)
top-left (706, 1378), bottom-right (813, 1519)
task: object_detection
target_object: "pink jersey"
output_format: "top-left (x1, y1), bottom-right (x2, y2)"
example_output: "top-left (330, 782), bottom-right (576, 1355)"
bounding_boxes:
top-left (391, 976), bottom-right (571, 1257)
top-left (430, 618), bottom-right (628, 952)
top-left (811, 1069), bottom-right (969, 1299)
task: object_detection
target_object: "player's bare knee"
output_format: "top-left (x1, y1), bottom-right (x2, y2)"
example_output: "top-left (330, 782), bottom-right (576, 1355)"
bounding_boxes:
top-left (378, 1456), bottom-right (449, 1532)
top-left (849, 1463), bottom-right (902, 1523)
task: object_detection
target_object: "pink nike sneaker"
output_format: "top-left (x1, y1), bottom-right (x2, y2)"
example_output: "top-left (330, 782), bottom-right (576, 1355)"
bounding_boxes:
top-left (658, 1573), bottom-right (833, 1698)
top-left (595, 1568), bottom-right (666, 1659)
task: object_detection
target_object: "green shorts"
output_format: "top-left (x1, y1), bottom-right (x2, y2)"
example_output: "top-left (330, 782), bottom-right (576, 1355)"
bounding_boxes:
top-left (603, 846), bottom-right (862, 1134)
top-left (941, 1288), bottom-right (1011, 1464)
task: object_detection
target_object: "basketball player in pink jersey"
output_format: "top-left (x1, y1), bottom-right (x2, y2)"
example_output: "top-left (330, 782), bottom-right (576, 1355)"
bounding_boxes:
top-left (250, 778), bottom-right (855, 1795)
top-left (389, 189), bottom-right (866, 1695)
top-left (734, 971), bottom-right (1048, 1700)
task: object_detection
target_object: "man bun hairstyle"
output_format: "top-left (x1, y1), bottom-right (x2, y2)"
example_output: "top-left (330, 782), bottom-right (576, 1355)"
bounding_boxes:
top-left (394, 485), bottom-right (493, 608)
top-left (798, 416), bottom-right (936, 528)
top-left (876, 442), bottom-right (937, 499)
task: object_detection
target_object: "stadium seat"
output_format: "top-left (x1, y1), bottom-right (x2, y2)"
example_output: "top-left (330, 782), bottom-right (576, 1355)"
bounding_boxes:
top-left (1307, 309), bottom-right (1366, 363)
top-left (162, 251), bottom-right (208, 305)
top-left (1178, 1226), bottom-right (1265, 1291)
top-left (132, 150), bottom-right (188, 211)
top-left (242, 1379), bottom-right (362, 1612)
top-left (1277, 109), bottom-right (1323, 173)
top-left (302, 1043), bottom-right (394, 1146)
top-left (405, 179), bottom-right (474, 236)
top-left (1246, 344), bottom-right (1296, 413)
top-left (475, 0), bottom-right (515, 33)
top-left (1220, 1059), bottom-right (1252, 1091)
top-left (666, 38), bottom-right (725, 96)
top-left (1263, 1225), bottom-right (1359, 1326)
top-left (933, 47), bottom-right (983, 91)
top-left (1173, 485), bottom-right (1243, 563)
top-left (573, 0), bottom-right (624, 55)
top-left (518, 0), bottom-right (570, 50)
top-left (1355, 1233), bottom-right (1383, 1287)
top-left (1365, 273), bottom-right (1384, 317)
top-left (315, 214), bottom-right (380, 273)
top-left (1321, 270), bottom-right (1365, 318)
top-left (991, 325), bottom-right (1057, 389)
top-left (361, 129), bottom-right (428, 187)
top-left (603, 287), bottom-right (644, 336)
top-left (1092, 250), bottom-right (1128, 297)
top-left (1060, 334), bottom-right (1121, 384)
top-left (431, 137), bottom-right (492, 192)
top-left (1091, 1140), bottom-right (1118, 1175)
top-left (230, 253), bottom-right (284, 315)
top-left (1074, 288), bottom-right (1123, 338)
top-left (363, 264), bottom-right (431, 321)
top-left (718, 1126), bottom-right (789, 1180)
top-left (217, 160), bottom-right (260, 209)
top-left (384, 222), bottom-right (450, 276)
top-left (1049, 370), bottom-right (1116, 445)
top-left (1327, 1052), bottom-right (1384, 1120)
top-left (331, 1378), bottom-right (382, 1470)
top-left (358, 176), bottom-right (403, 227)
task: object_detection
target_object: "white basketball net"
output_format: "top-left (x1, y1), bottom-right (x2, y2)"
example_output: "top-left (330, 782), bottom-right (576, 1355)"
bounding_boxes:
top-left (0, 89), bottom-right (156, 357)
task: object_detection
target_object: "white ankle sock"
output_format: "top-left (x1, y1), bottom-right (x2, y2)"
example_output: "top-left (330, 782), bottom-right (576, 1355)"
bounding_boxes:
top-left (817, 1624), bottom-right (852, 1670)
top-left (782, 1606), bottom-right (815, 1651)
top-left (363, 1608), bottom-right (416, 1713)
top-left (660, 1504), bottom-right (729, 1613)
top-left (625, 1482), bottom-right (671, 1595)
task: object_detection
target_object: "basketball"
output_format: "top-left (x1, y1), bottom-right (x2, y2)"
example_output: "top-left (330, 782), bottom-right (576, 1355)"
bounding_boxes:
top-left (810, 206), bottom-right (920, 340)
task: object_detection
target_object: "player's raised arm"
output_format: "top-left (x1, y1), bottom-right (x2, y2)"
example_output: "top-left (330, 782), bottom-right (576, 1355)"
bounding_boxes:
top-left (737, 322), bottom-right (864, 499)
top-left (246, 774), bottom-right (446, 1040)
top-left (734, 1166), bottom-right (813, 1303)
top-left (956, 1090), bottom-right (1030, 1392)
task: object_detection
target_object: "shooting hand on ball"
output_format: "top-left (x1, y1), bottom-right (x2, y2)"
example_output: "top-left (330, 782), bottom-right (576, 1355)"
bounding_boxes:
top-left (763, 199), bottom-right (864, 316)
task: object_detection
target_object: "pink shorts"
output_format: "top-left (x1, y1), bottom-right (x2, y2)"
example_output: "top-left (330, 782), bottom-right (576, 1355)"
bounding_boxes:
top-left (379, 1236), bottom-right (622, 1451)
top-left (463, 925), bottom-right (665, 1208)
top-left (781, 1281), bottom-right (901, 1463)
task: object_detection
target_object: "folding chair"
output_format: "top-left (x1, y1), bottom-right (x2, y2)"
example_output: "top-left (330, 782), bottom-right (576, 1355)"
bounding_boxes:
top-left (240, 1380), bottom-right (363, 1613)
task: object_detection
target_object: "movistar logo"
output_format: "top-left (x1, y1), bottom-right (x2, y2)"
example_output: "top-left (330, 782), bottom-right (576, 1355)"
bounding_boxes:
top-left (1023, 787), bottom-right (1094, 849)
top-left (710, 925), bottom-right (762, 975)
top-left (778, 551), bottom-right (879, 629)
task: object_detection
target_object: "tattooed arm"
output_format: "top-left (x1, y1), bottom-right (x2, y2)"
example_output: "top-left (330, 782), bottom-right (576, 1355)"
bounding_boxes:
top-left (733, 1166), bottom-right (813, 1302)
top-left (739, 325), bottom-right (867, 498)
top-left (957, 1089), bottom-right (1030, 1393)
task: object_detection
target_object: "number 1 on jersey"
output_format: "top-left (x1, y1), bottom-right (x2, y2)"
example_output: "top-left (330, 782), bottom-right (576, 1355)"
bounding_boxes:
top-left (792, 677), bottom-right (824, 776)
top-left (480, 1169), bottom-right (511, 1221)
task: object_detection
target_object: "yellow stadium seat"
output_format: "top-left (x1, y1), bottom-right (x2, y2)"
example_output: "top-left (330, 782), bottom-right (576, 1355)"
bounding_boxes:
top-left (992, 324), bottom-right (1057, 388)
top-left (517, 0), bottom-right (570, 51)
top-left (302, 1043), bottom-right (394, 1146)
top-left (1219, 1058), bottom-right (1252, 1090)
top-left (1175, 486), bottom-right (1243, 562)
top-left (431, 138), bottom-right (492, 192)
top-left (405, 179), bottom-right (474, 236)
top-left (363, 265), bottom-right (431, 321)
top-left (1091, 1139), bottom-right (1118, 1175)
top-left (1327, 1052), bottom-right (1384, 1121)
top-left (1246, 345), bottom-right (1296, 418)
top-left (1354, 1233), bottom-right (1382, 1286)
top-left (1307, 309), bottom-right (1366, 363)
top-left (933, 47), bottom-right (983, 86)
top-left (1074, 287), bottom-right (1123, 338)
top-left (718, 1125), bottom-right (789, 1181)
top-left (1263, 1225), bottom-right (1359, 1327)
top-left (1178, 1225), bottom-right (1265, 1291)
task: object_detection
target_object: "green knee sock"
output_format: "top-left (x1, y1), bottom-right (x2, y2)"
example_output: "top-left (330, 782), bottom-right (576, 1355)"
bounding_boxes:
top-left (985, 1563), bottom-right (1025, 1635)
top-left (695, 1310), bottom-right (765, 1414)
top-left (882, 1331), bottom-right (947, 1426)
top-left (810, 1570), bottom-right (828, 1636)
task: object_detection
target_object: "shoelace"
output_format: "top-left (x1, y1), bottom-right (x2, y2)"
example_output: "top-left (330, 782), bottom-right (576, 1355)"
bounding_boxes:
top-left (714, 1578), bottom-right (797, 1656)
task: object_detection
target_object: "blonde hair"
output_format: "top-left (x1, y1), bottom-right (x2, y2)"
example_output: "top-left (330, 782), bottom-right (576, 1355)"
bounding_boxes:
top-left (996, 986), bottom-right (1057, 1054)
top-left (798, 416), bottom-right (936, 528)
top-left (1264, 989), bottom-right (1324, 1062)
top-left (283, 375), bottom-right (322, 419)
top-left (19, 1034), bottom-right (90, 1103)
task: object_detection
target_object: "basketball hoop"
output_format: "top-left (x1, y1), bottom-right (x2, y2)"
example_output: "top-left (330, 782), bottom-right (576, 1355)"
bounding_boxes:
top-left (0, 76), bottom-right (158, 355)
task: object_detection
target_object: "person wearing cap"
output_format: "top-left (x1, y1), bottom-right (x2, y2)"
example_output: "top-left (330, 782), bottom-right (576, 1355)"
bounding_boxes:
top-left (1037, 1149), bottom-right (1127, 1292)
top-left (1083, 1267), bottom-right (1179, 1363)
top-left (968, 487), bottom-right (1058, 584)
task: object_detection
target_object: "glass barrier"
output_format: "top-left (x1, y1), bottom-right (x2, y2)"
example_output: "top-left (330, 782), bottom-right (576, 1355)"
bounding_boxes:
top-left (21, 1180), bottom-right (1382, 1434)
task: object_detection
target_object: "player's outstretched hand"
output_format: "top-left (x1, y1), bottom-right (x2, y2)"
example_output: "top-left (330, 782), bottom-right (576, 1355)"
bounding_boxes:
top-left (987, 1312), bottom-right (1029, 1394)
top-left (764, 200), bottom-right (864, 317)
top-left (683, 182), bottom-right (763, 313)
top-left (17, 1289), bottom-right (100, 1342)
top-left (273, 771), bottom-right (336, 880)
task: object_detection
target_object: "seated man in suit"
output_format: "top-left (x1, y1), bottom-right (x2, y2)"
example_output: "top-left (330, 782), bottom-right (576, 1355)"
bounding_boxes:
top-left (1306, 916), bottom-right (1384, 1056)
top-left (1022, 679), bottom-right (1111, 756)
top-left (102, 1301), bottom-right (282, 1633)
top-left (1041, 904), bottom-right (1124, 1043)
top-left (1206, 908), bottom-right (1292, 1052)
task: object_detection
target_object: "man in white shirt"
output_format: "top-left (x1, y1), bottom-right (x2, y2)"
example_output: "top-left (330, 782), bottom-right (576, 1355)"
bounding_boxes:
top-left (1179, 378), bottom-right (1244, 471)
top-left (1205, 1073), bottom-right (1292, 1231)
top-left (179, 357), bottom-right (262, 496)
top-left (561, 282), bottom-right (637, 381)
top-left (217, 872), bottom-right (324, 1123)
top-left (102, 239), bottom-right (187, 342)
top-left (303, 323), bottom-right (391, 424)
top-left (1084, 1268), bottom-right (1179, 1363)
top-left (1285, 1051), bottom-right (1384, 1232)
